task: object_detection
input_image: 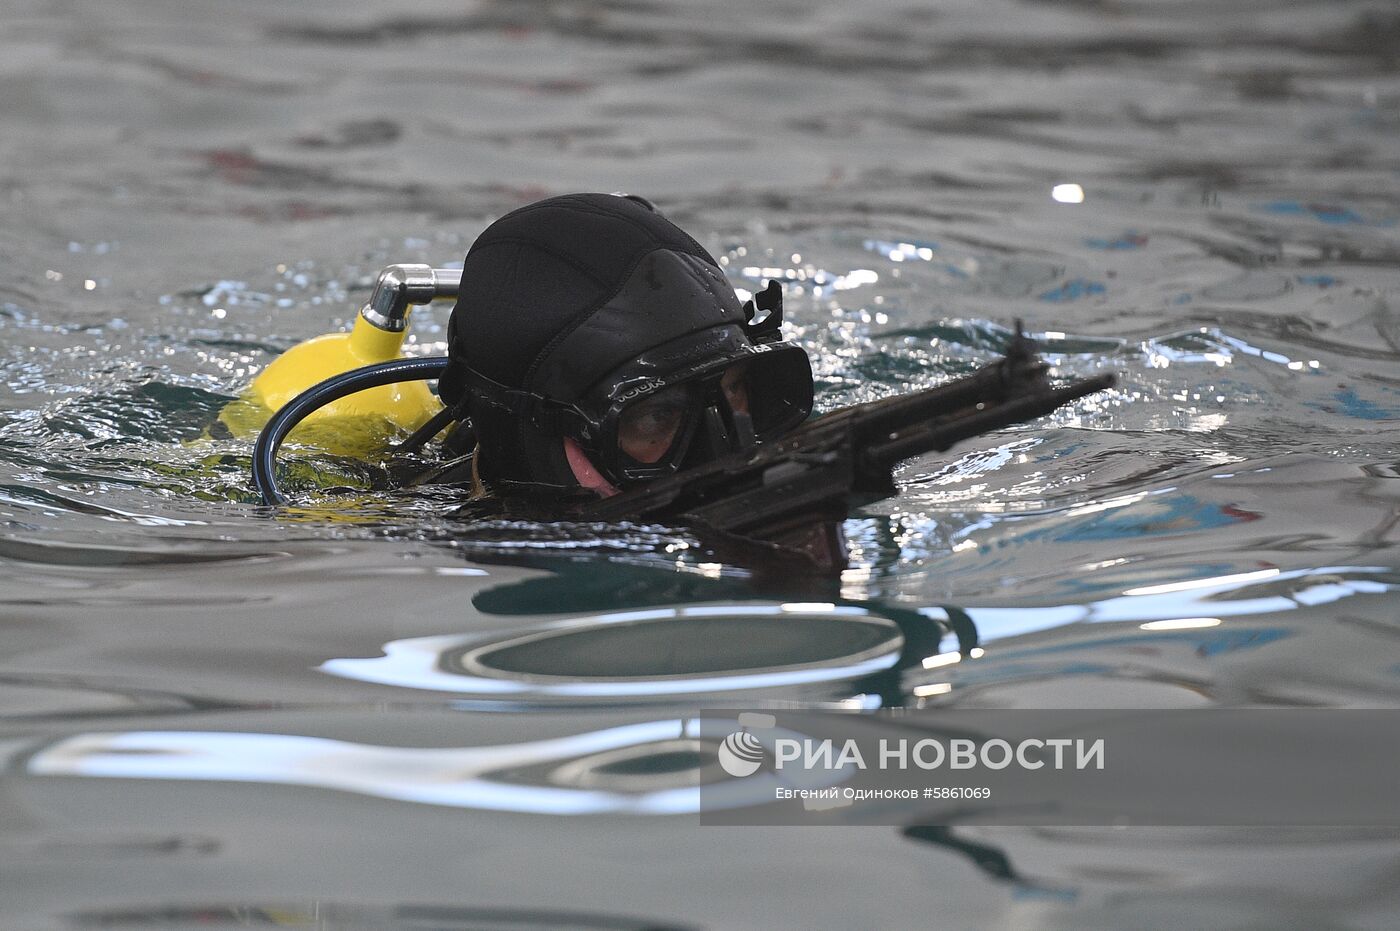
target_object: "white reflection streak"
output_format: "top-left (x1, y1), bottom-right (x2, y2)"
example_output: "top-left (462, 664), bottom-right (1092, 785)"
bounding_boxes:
top-left (921, 647), bottom-right (986, 669)
top-left (27, 721), bottom-right (701, 815)
top-left (1139, 617), bottom-right (1222, 631)
top-left (1147, 327), bottom-right (1315, 372)
top-left (927, 566), bottom-right (1395, 642)
top-left (1218, 332), bottom-right (1293, 367)
top-left (1123, 568), bottom-right (1280, 596)
top-left (1062, 489), bottom-right (1159, 519)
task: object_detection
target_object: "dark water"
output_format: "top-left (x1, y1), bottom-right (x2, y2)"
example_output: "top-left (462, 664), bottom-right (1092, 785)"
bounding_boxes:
top-left (2, 0), bottom-right (1399, 927)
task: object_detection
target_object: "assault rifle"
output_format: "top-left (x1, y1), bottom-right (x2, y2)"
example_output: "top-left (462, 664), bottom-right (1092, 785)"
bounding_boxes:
top-left (570, 330), bottom-right (1115, 574)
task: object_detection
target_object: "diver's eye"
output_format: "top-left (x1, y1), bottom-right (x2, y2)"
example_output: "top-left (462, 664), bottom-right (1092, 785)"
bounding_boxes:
top-left (617, 386), bottom-right (691, 464)
top-left (721, 363), bottom-right (751, 415)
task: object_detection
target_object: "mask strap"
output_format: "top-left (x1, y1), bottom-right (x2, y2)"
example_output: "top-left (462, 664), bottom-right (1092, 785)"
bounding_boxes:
top-left (460, 366), bottom-right (595, 438)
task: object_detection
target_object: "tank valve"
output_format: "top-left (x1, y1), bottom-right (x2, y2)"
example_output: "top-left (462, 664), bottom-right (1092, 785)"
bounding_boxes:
top-left (359, 264), bottom-right (462, 332)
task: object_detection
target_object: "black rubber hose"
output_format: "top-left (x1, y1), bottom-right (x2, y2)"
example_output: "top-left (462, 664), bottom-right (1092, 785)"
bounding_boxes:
top-left (252, 355), bottom-right (451, 506)
top-left (392, 401), bottom-right (461, 455)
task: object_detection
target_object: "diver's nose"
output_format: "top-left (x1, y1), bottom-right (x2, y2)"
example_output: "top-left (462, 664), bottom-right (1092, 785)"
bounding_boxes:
top-left (700, 402), bottom-right (757, 460)
top-left (701, 403), bottom-right (731, 459)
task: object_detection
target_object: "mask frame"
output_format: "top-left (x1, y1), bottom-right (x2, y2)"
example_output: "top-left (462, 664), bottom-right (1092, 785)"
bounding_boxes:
top-left (463, 337), bottom-right (813, 489)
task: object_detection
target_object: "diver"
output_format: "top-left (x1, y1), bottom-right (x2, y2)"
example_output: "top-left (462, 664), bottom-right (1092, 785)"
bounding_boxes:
top-left (246, 191), bottom-right (814, 511)
top-left (246, 191), bottom-right (1113, 573)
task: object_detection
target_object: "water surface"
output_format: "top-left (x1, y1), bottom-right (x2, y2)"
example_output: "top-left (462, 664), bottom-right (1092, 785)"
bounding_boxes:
top-left (2, 0), bottom-right (1399, 927)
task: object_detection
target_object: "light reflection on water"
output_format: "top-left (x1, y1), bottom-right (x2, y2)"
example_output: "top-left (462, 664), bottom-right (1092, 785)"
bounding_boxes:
top-left (28, 721), bottom-right (710, 816)
top-left (939, 565), bottom-right (1397, 641)
top-left (319, 604), bottom-right (903, 700)
top-left (25, 716), bottom-right (855, 817)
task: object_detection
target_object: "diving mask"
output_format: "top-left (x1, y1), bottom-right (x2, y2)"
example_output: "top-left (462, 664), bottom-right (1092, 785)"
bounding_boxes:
top-left (464, 336), bottom-right (813, 488)
top-left (580, 340), bottom-right (813, 484)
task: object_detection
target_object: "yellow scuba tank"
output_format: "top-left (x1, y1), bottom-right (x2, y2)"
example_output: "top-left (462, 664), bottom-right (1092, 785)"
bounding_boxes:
top-left (216, 264), bottom-right (459, 456)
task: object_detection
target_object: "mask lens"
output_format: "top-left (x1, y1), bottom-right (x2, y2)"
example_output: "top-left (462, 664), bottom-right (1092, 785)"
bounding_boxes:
top-left (598, 343), bottom-right (814, 484)
top-left (616, 384), bottom-right (694, 464)
top-left (720, 361), bottom-right (751, 416)
top-left (734, 348), bottom-right (813, 439)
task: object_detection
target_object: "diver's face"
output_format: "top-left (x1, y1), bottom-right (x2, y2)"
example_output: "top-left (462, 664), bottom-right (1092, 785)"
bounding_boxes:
top-left (615, 363), bottom-right (752, 465)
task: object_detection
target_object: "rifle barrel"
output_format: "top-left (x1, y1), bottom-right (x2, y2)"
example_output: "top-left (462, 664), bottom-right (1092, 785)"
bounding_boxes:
top-left (860, 373), bottom-right (1116, 472)
top-left (834, 358), bottom-right (1041, 443)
